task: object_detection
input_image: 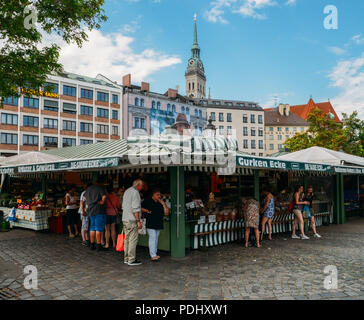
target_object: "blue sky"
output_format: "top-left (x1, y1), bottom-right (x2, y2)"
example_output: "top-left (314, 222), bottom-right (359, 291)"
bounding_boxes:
top-left (53, 0), bottom-right (364, 118)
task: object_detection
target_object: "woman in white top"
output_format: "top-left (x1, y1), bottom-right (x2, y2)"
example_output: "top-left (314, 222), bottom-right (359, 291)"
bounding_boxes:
top-left (65, 186), bottom-right (79, 238)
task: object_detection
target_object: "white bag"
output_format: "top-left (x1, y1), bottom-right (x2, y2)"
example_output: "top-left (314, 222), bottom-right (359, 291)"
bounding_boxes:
top-left (138, 218), bottom-right (147, 235)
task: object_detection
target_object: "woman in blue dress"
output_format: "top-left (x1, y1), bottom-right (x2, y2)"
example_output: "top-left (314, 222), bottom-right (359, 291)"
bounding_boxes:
top-left (260, 188), bottom-right (275, 241)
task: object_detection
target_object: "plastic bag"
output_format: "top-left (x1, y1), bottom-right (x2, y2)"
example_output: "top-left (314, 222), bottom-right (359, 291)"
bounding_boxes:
top-left (116, 233), bottom-right (125, 252)
top-left (8, 208), bottom-right (17, 222)
top-left (138, 218), bottom-right (147, 235)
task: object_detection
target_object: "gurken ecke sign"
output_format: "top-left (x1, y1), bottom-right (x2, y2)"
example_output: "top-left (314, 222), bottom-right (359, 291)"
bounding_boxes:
top-left (16, 157), bottom-right (119, 173)
top-left (236, 156), bottom-right (332, 172)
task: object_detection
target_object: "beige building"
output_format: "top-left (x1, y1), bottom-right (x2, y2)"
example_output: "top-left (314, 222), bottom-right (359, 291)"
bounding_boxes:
top-left (196, 99), bottom-right (265, 156)
top-left (264, 104), bottom-right (310, 155)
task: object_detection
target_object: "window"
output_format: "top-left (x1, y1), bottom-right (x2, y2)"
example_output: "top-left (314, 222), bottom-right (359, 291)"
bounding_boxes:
top-left (219, 113), bottom-right (224, 121)
top-left (259, 140), bottom-right (264, 149)
top-left (157, 101), bottom-right (161, 110)
top-left (243, 115), bottom-right (248, 123)
top-left (80, 105), bottom-right (93, 116)
top-left (251, 140), bottom-right (256, 149)
top-left (293, 127), bottom-right (297, 132)
top-left (80, 139), bottom-right (93, 145)
top-left (44, 136), bottom-right (58, 147)
top-left (199, 110), bottom-right (202, 118)
top-left (194, 109), bottom-right (198, 117)
top-left (278, 144), bottom-right (284, 151)
top-left (97, 91), bottom-right (109, 102)
top-left (251, 128), bottom-right (256, 136)
top-left (243, 127), bottom-right (248, 136)
top-left (219, 126), bottom-right (224, 135)
top-left (63, 138), bottom-right (76, 147)
top-left (112, 94), bottom-right (118, 104)
top-left (23, 134), bottom-right (38, 146)
top-left (172, 105), bottom-right (176, 113)
top-left (286, 135), bottom-right (290, 139)
top-left (186, 107), bottom-right (190, 115)
top-left (258, 129), bottom-right (263, 137)
top-left (1, 133), bottom-right (17, 144)
top-left (3, 96), bottom-right (18, 106)
top-left (243, 139), bottom-right (248, 149)
top-left (251, 153), bottom-right (255, 156)
top-left (152, 101), bottom-right (156, 109)
top-left (285, 127), bottom-right (289, 132)
top-left (278, 135), bottom-right (282, 140)
top-left (181, 106), bottom-right (185, 114)
top-left (23, 116), bottom-right (38, 127)
top-left (258, 115), bottom-right (263, 124)
top-left (63, 120), bottom-right (76, 131)
top-left (112, 126), bottom-right (118, 136)
top-left (63, 85), bottom-right (76, 96)
top-left (97, 124), bottom-right (109, 134)
top-left (134, 117), bottom-right (145, 129)
top-left (210, 112), bottom-right (215, 121)
top-left (135, 97), bottom-right (139, 106)
top-left (269, 127), bottom-right (273, 131)
top-left (97, 108), bottom-right (109, 118)
top-left (80, 88), bottom-right (93, 100)
top-left (277, 127), bottom-right (282, 132)
top-left (301, 127), bottom-right (305, 132)
top-left (44, 82), bottom-right (58, 94)
top-left (1, 113), bottom-right (18, 125)
top-left (140, 98), bottom-right (145, 107)
top-left (269, 144), bottom-right (274, 150)
top-left (62, 103), bottom-right (76, 114)
top-left (227, 126), bottom-right (232, 135)
top-left (250, 114), bottom-right (255, 123)
top-left (227, 113), bottom-right (232, 122)
top-left (112, 110), bottom-right (118, 120)
top-left (44, 118), bottom-right (58, 129)
top-left (23, 97), bottom-right (39, 109)
top-left (80, 122), bottom-right (93, 133)
top-left (259, 153), bottom-right (263, 157)
top-left (44, 99), bottom-right (58, 112)
top-left (269, 135), bottom-right (274, 140)
top-left (167, 104), bottom-right (171, 112)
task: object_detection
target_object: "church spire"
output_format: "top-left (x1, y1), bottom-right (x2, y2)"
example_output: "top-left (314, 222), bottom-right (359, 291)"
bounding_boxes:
top-left (193, 13), bottom-right (198, 46)
top-left (191, 13), bottom-right (200, 59)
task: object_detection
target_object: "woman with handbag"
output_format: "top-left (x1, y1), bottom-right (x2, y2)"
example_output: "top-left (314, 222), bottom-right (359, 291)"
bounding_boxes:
top-left (104, 187), bottom-right (121, 249)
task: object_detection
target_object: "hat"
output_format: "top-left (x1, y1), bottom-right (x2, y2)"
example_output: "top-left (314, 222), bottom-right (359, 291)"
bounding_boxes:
top-left (171, 113), bottom-right (190, 129)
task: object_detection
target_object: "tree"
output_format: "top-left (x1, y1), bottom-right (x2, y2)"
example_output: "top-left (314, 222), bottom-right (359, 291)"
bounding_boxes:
top-left (342, 111), bottom-right (364, 157)
top-left (284, 108), bottom-right (347, 153)
top-left (0, 0), bottom-right (107, 100)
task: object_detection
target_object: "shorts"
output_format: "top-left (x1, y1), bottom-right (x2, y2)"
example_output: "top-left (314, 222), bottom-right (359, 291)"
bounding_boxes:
top-left (105, 215), bottom-right (116, 225)
top-left (80, 214), bottom-right (89, 231)
top-left (90, 214), bottom-right (106, 232)
top-left (65, 209), bottom-right (79, 227)
top-left (293, 209), bottom-right (303, 217)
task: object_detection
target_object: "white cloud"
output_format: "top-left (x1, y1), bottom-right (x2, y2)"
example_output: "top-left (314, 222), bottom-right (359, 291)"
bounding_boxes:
top-left (329, 53), bottom-right (364, 119)
top-left (120, 15), bottom-right (142, 34)
top-left (351, 34), bottom-right (364, 45)
top-left (233, 0), bottom-right (277, 20)
top-left (41, 29), bottom-right (181, 83)
top-left (204, 0), bottom-right (237, 24)
top-left (327, 46), bottom-right (347, 56)
top-left (285, 0), bottom-right (296, 6)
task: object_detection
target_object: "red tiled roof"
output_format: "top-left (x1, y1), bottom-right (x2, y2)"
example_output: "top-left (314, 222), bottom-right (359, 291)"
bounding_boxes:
top-left (290, 98), bottom-right (341, 123)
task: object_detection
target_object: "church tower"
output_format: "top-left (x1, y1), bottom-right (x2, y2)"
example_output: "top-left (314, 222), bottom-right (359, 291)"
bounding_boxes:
top-left (185, 14), bottom-right (206, 99)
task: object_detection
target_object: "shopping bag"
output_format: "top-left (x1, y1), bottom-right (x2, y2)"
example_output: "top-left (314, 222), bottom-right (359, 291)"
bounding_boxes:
top-left (116, 233), bottom-right (125, 252)
top-left (8, 207), bottom-right (17, 222)
top-left (138, 218), bottom-right (147, 235)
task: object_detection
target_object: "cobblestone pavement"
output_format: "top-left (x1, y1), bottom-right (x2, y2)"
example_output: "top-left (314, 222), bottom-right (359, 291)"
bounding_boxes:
top-left (0, 217), bottom-right (363, 300)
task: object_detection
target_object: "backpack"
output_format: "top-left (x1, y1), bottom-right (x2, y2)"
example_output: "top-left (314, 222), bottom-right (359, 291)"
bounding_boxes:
top-left (288, 200), bottom-right (294, 213)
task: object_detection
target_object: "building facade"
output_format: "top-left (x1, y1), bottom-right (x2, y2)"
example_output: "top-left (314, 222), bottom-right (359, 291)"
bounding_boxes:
top-left (198, 99), bottom-right (265, 155)
top-left (0, 72), bottom-right (122, 156)
top-left (264, 104), bottom-right (310, 156)
top-left (121, 75), bottom-right (207, 138)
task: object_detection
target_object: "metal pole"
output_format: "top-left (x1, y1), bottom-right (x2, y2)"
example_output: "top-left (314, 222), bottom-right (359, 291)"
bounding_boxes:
top-left (176, 166), bottom-right (180, 239)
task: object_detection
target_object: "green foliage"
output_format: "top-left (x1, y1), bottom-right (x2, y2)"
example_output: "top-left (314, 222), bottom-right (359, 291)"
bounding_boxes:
top-left (0, 0), bottom-right (107, 100)
top-left (284, 108), bottom-right (364, 157)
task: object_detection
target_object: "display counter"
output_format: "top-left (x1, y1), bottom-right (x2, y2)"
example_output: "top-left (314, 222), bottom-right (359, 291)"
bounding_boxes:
top-left (3, 207), bottom-right (52, 231)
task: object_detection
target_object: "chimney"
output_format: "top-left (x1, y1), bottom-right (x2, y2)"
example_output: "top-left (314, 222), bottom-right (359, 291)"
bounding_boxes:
top-left (168, 88), bottom-right (178, 98)
top-left (141, 82), bottom-right (150, 92)
top-left (122, 74), bottom-right (131, 87)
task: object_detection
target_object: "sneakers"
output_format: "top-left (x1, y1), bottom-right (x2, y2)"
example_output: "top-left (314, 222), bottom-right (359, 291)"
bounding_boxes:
top-left (124, 261), bottom-right (129, 264)
top-left (314, 233), bottom-right (322, 238)
top-left (291, 234), bottom-right (300, 239)
top-left (90, 243), bottom-right (96, 250)
top-left (301, 235), bottom-right (310, 240)
top-left (82, 241), bottom-right (88, 246)
top-left (96, 244), bottom-right (107, 252)
top-left (128, 260), bottom-right (142, 266)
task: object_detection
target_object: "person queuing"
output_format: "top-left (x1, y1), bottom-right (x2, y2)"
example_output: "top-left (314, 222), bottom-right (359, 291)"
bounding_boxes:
top-left (65, 186), bottom-right (79, 238)
top-left (291, 185), bottom-right (310, 240)
top-left (260, 189), bottom-right (275, 241)
top-left (142, 189), bottom-right (170, 261)
top-left (122, 179), bottom-right (144, 266)
top-left (243, 197), bottom-right (261, 248)
top-left (104, 187), bottom-right (121, 249)
top-left (79, 183), bottom-right (91, 246)
top-left (303, 186), bottom-right (322, 238)
top-left (84, 177), bottom-right (107, 252)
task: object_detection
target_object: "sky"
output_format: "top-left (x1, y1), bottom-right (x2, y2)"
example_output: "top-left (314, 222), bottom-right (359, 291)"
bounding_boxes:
top-left (49, 0), bottom-right (364, 119)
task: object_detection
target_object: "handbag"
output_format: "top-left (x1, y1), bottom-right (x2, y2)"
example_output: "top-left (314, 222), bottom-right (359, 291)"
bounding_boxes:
top-left (138, 218), bottom-right (147, 235)
top-left (116, 232), bottom-right (125, 252)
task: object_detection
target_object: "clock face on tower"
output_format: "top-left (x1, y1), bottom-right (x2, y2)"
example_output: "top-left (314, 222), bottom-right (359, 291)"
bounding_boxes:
top-left (189, 59), bottom-right (194, 66)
